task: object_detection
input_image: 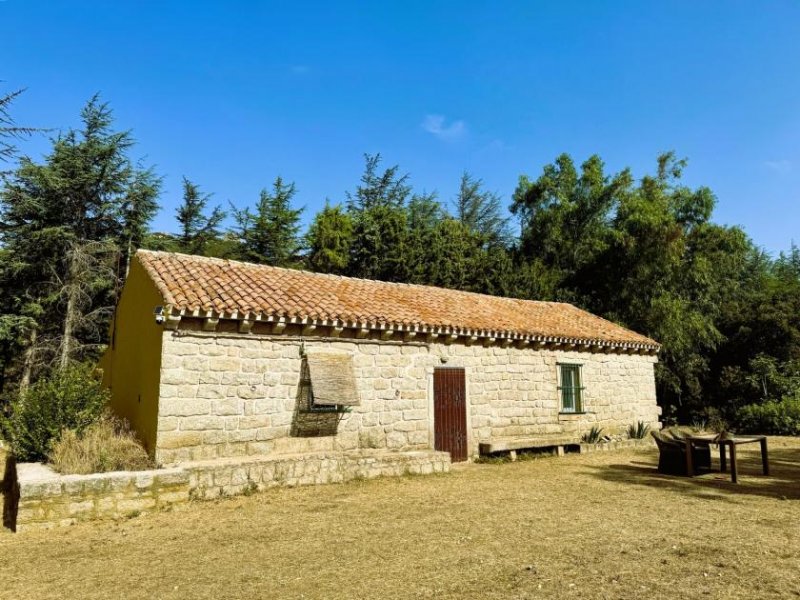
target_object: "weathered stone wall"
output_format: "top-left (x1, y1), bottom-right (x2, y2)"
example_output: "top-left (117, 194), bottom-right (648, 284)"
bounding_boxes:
top-left (185, 449), bottom-right (450, 500)
top-left (11, 449), bottom-right (450, 531)
top-left (156, 331), bottom-right (660, 464)
top-left (13, 463), bottom-right (188, 531)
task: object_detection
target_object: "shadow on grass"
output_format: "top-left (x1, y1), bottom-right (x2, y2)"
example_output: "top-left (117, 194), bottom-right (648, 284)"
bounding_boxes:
top-left (587, 446), bottom-right (800, 502)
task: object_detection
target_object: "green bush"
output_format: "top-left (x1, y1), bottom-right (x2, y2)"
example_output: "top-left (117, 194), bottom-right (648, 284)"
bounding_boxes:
top-left (0, 364), bottom-right (109, 462)
top-left (735, 398), bottom-right (800, 436)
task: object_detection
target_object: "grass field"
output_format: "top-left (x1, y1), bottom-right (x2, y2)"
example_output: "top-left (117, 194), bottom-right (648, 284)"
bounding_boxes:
top-left (2, 439), bottom-right (800, 600)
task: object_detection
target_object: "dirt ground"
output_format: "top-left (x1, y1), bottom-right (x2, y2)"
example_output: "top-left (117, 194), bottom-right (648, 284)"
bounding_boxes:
top-left (2, 439), bottom-right (800, 600)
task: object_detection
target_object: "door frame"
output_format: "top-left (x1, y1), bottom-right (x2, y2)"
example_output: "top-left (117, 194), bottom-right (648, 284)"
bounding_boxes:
top-left (427, 365), bottom-right (471, 460)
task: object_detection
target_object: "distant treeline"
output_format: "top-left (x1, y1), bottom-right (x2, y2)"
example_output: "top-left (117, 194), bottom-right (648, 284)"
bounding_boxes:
top-left (1, 94), bottom-right (798, 427)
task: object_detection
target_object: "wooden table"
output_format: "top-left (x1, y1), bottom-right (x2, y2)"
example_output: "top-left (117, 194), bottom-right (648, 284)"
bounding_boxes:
top-left (685, 434), bottom-right (769, 483)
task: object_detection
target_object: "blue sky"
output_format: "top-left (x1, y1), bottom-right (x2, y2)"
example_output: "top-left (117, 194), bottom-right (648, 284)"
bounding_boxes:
top-left (3, 1), bottom-right (799, 254)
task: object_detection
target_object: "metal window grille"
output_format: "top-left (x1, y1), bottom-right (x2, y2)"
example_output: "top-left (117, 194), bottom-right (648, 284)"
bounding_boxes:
top-left (558, 364), bottom-right (584, 413)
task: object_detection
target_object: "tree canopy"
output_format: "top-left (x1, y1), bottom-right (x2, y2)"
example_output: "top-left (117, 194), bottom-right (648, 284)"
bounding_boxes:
top-left (1, 95), bottom-right (798, 429)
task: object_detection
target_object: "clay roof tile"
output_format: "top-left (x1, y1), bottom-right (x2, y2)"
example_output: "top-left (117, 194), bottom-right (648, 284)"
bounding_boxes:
top-left (135, 250), bottom-right (659, 349)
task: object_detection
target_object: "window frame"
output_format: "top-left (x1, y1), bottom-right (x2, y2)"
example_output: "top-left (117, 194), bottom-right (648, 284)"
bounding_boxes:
top-left (557, 362), bottom-right (585, 414)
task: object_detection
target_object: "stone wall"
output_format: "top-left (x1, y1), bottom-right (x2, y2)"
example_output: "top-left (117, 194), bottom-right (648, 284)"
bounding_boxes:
top-left (185, 449), bottom-right (450, 500)
top-left (156, 330), bottom-right (660, 464)
top-left (12, 463), bottom-right (189, 532)
top-left (10, 449), bottom-right (450, 531)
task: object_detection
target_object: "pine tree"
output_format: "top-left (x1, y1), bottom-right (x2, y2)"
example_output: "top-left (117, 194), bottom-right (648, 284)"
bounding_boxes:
top-left (305, 202), bottom-right (354, 274)
top-left (0, 88), bottom-right (36, 166)
top-left (346, 154), bottom-right (415, 281)
top-left (346, 153), bottom-right (411, 212)
top-left (454, 172), bottom-right (511, 246)
top-left (0, 95), bottom-right (160, 386)
top-left (232, 177), bottom-right (303, 266)
top-left (175, 177), bottom-right (225, 256)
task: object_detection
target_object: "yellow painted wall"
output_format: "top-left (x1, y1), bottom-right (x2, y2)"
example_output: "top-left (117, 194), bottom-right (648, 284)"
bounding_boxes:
top-left (99, 256), bottom-right (164, 456)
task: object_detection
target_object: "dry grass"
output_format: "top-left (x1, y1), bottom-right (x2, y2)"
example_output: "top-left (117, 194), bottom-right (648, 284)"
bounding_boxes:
top-left (2, 439), bottom-right (800, 599)
top-left (48, 414), bottom-right (153, 475)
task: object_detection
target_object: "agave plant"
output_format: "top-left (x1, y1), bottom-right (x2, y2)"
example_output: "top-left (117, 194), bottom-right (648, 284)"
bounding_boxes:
top-left (627, 420), bottom-right (651, 439)
top-left (581, 425), bottom-right (604, 444)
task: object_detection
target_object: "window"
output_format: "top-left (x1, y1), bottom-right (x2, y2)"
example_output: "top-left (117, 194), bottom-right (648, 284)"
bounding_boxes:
top-left (558, 363), bottom-right (584, 413)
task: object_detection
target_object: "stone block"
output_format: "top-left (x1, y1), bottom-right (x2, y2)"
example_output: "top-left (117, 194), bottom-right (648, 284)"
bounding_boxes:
top-left (117, 497), bottom-right (156, 513)
top-left (209, 357), bottom-right (241, 372)
top-left (180, 415), bottom-right (225, 431)
top-left (158, 431), bottom-right (204, 449)
top-left (403, 409), bottom-right (427, 421)
top-left (65, 499), bottom-right (95, 517)
top-left (239, 415), bottom-right (272, 429)
top-left (212, 398), bottom-right (242, 416)
top-left (196, 386), bottom-right (226, 399)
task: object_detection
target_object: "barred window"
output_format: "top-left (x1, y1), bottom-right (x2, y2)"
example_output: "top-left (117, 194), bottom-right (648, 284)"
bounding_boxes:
top-left (558, 363), bottom-right (584, 413)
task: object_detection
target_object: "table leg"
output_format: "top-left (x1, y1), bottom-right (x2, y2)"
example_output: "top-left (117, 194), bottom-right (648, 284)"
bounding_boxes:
top-left (729, 443), bottom-right (738, 484)
top-left (685, 440), bottom-right (694, 476)
top-left (760, 438), bottom-right (769, 475)
top-left (719, 444), bottom-right (727, 472)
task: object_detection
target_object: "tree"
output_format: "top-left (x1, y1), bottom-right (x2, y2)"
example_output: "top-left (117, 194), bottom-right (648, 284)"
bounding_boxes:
top-left (511, 154), bottom-right (630, 304)
top-left (0, 95), bottom-right (160, 390)
top-left (346, 153), bottom-right (411, 212)
top-left (305, 202), bottom-right (354, 274)
top-left (454, 172), bottom-right (511, 246)
top-left (347, 203), bottom-right (410, 281)
top-left (232, 177), bottom-right (303, 266)
top-left (0, 88), bottom-right (36, 166)
top-left (175, 177), bottom-right (225, 256)
top-left (346, 154), bottom-right (416, 281)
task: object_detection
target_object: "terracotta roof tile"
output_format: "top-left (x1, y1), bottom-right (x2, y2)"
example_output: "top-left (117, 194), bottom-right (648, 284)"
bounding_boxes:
top-left (135, 250), bottom-right (659, 350)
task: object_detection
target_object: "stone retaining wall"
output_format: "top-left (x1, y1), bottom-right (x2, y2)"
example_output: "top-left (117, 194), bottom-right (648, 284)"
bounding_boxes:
top-left (12, 463), bottom-right (189, 531)
top-left (9, 449), bottom-right (450, 531)
top-left (185, 449), bottom-right (451, 500)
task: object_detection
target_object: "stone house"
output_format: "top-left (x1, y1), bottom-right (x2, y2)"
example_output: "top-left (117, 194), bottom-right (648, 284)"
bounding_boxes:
top-left (101, 250), bottom-right (661, 465)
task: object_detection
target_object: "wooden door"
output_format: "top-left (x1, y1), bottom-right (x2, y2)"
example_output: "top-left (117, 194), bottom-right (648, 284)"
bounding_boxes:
top-left (433, 368), bottom-right (468, 462)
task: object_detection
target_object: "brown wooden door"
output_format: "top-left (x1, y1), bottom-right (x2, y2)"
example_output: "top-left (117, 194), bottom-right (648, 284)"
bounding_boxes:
top-left (433, 367), bottom-right (468, 462)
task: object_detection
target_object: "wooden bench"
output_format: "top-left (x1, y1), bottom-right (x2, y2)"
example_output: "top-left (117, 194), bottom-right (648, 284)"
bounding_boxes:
top-left (479, 436), bottom-right (581, 461)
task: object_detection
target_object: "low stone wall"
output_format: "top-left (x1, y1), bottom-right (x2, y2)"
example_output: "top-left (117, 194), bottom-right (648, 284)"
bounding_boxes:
top-left (13, 463), bottom-right (189, 531)
top-left (9, 449), bottom-right (450, 531)
top-left (577, 438), bottom-right (655, 453)
top-left (185, 449), bottom-right (451, 500)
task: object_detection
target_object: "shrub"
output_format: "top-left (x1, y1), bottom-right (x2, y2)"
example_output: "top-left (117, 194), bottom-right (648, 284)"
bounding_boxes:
top-left (627, 421), bottom-right (651, 439)
top-left (736, 398), bottom-right (800, 436)
top-left (581, 425), bottom-right (604, 444)
top-left (0, 364), bottom-right (109, 462)
top-left (49, 413), bottom-right (153, 474)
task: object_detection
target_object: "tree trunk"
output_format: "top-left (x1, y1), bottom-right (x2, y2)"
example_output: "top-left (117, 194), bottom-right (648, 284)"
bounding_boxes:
top-left (19, 327), bottom-right (37, 394)
top-left (59, 247), bottom-right (81, 371)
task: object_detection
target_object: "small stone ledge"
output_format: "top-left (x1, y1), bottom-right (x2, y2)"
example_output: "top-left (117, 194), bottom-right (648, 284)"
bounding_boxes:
top-left (577, 438), bottom-right (655, 453)
top-left (10, 449), bottom-right (451, 531)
